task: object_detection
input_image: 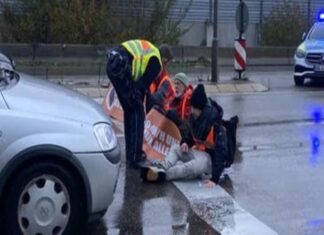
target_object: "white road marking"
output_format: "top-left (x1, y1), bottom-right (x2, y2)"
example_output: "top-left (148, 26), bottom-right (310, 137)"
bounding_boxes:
top-left (173, 180), bottom-right (278, 235)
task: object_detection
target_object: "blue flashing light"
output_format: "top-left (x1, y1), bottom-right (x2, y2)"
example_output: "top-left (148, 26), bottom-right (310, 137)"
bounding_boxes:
top-left (312, 109), bottom-right (322, 124)
top-left (312, 136), bottom-right (320, 152)
top-left (318, 12), bottom-right (324, 22)
top-left (310, 134), bottom-right (321, 167)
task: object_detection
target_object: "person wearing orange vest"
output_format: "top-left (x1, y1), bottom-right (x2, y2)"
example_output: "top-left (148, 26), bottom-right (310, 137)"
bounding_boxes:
top-left (168, 73), bottom-right (193, 122)
top-left (106, 39), bottom-right (162, 169)
top-left (146, 44), bottom-right (175, 113)
top-left (141, 84), bottom-right (228, 187)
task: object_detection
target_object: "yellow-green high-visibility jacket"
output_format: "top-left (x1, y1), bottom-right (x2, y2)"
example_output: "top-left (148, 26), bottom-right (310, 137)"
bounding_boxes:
top-left (121, 40), bottom-right (162, 82)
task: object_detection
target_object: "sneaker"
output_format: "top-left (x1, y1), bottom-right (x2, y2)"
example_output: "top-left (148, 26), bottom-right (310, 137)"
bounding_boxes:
top-left (148, 159), bottom-right (165, 169)
top-left (140, 166), bottom-right (166, 183)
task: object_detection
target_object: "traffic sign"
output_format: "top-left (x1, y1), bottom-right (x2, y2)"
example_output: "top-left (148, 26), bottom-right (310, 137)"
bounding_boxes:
top-left (236, 1), bottom-right (249, 34)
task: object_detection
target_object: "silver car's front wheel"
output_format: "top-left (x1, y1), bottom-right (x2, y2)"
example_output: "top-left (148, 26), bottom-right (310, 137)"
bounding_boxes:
top-left (3, 161), bottom-right (86, 235)
top-left (18, 175), bottom-right (70, 235)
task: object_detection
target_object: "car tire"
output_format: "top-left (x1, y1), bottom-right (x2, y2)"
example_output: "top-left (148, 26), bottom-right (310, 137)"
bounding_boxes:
top-left (3, 161), bottom-right (86, 235)
top-left (294, 76), bottom-right (305, 86)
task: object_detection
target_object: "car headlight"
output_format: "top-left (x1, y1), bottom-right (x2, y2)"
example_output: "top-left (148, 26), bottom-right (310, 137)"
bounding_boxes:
top-left (296, 43), bottom-right (306, 59)
top-left (296, 48), bottom-right (306, 58)
top-left (94, 123), bottom-right (117, 151)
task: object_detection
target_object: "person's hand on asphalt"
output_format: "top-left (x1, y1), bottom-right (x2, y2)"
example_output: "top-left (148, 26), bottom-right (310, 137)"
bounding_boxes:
top-left (202, 180), bottom-right (217, 188)
top-left (181, 143), bottom-right (189, 153)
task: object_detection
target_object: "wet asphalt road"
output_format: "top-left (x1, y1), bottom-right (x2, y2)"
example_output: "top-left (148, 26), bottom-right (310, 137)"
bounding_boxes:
top-left (86, 138), bottom-right (219, 235)
top-left (211, 74), bottom-right (324, 235)
top-left (87, 167), bottom-right (219, 235)
top-left (87, 69), bottom-right (324, 234)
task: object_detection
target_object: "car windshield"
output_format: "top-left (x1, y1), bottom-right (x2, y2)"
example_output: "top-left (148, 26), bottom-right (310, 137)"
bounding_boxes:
top-left (309, 23), bottom-right (324, 40)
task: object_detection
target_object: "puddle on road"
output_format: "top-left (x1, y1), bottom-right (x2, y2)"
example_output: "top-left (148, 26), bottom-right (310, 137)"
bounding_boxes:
top-left (86, 166), bottom-right (219, 235)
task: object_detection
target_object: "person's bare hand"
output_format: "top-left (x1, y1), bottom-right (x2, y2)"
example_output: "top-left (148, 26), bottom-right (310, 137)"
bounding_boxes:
top-left (181, 143), bottom-right (189, 153)
top-left (202, 180), bottom-right (217, 188)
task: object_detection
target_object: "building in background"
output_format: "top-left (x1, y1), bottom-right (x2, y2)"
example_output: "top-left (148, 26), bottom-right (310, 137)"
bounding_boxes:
top-left (171, 0), bottom-right (322, 47)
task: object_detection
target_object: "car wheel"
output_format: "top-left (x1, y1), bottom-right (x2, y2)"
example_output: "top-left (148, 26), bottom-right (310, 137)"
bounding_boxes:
top-left (3, 161), bottom-right (86, 235)
top-left (294, 76), bottom-right (305, 86)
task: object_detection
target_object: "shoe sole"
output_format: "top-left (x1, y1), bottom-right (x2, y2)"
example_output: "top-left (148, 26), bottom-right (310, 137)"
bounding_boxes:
top-left (141, 167), bottom-right (166, 183)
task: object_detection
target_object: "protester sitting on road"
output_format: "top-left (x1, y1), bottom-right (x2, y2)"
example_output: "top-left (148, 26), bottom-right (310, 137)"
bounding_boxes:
top-left (141, 84), bottom-right (229, 187)
top-left (146, 44), bottom-right (175, 114)
top-left (166, 73), bottom-right (193, 124)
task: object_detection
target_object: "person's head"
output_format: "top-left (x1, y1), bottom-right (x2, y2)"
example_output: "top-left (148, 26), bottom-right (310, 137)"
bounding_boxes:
top-left (173, 73), bottom-right (189, 98)
top-left (159, 44), bottom-right (173, 67)
top-left (190, 84), bottom-right (208, 119)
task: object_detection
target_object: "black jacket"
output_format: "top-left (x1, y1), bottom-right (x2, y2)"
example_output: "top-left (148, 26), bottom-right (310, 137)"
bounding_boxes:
top-left (180, 98), bottom-right (228, 183)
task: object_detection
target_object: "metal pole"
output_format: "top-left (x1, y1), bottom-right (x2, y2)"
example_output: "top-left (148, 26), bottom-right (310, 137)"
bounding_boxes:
top-left (211, 0), bottom-right (218, 82)
top-left (259, 0), bottom-right (263, 44)
top-left (209, 0), bottom-right (212, 22)
top-left (240, 0), bottom-right (243, 39)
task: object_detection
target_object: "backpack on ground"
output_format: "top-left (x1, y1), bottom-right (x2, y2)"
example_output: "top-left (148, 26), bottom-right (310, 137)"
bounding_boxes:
top-left (222, 116), bottom-right (239, 168)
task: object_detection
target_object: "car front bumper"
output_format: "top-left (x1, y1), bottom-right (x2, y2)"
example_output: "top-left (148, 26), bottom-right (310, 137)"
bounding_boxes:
top-left (74, 144), bottom-right (121, 221)
top-left (294, 56), bottom-right (324, 79)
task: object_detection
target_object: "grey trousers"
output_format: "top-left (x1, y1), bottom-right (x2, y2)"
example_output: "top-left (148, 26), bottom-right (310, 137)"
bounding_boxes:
top-left (160, 145), bottom-right (212, 181)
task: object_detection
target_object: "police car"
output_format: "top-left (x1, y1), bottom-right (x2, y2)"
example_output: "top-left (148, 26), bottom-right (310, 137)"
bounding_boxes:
top-left (294, 13), bottom-right (324, 86)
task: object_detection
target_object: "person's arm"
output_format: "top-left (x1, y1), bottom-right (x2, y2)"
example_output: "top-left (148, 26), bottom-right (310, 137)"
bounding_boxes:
top-left (179, 121), bottom-right (195, 148)
top-left (134, 56), bottom-right (162, 94)
top-left (150, 79), bottom-right (173, 107)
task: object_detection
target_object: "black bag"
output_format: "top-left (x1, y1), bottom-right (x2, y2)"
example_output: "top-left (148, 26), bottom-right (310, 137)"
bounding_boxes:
top-left (222, 116), bottom-right (239, 168)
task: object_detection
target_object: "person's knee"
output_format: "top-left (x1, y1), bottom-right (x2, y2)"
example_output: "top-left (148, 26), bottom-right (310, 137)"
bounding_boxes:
top-left (170, 144), bottom-right (182, 154)
top-left (193, 155), bottom-right (210, 174)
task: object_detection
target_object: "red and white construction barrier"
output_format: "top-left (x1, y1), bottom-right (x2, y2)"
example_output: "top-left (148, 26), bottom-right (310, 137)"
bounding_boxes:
top-left (234, 38), bottom-right (246, 71)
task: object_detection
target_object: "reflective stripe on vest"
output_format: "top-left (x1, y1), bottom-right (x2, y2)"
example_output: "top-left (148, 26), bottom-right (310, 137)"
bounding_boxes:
top-left (181, 97), bottom-right (187, 120)
top-left (193, 126), bottom-right (215, 151)
top-left (180, 92), bottom-right (190, 120)
top-left (180, 88), bottom-right (192, 120)
top-left (121, 40), bottom-right (162, 82)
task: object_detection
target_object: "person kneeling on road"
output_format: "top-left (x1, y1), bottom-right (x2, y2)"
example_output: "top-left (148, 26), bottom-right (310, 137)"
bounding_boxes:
top-left (141, 84), bottom-right (228, 187)
top-left (146, 44), bottom-right (175, 114)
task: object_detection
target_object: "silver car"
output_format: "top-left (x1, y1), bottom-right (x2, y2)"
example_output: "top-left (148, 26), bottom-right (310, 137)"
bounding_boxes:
top-left (0, 53), bottom-right (120, 234)
top-left (294, 20), bottom-right (324, 86)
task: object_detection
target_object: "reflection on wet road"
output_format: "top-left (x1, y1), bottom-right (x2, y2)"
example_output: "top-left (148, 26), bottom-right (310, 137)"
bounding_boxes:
top-left (87, 166), bottom-right (219, 235)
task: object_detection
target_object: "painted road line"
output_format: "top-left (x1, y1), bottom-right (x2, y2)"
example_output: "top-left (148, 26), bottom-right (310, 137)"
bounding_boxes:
top-left (173, 180), bottom-right (278, 235)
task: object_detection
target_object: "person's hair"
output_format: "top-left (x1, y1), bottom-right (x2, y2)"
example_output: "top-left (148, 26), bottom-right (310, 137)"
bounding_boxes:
top-left (159, 44), bottom-right (173, 62)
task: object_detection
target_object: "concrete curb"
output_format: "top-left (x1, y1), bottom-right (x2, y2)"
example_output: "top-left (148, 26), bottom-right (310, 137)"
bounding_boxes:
top-left (173, 181), bottom-right (278, 235)
top-left (75, 82), bottom-right (268, 99)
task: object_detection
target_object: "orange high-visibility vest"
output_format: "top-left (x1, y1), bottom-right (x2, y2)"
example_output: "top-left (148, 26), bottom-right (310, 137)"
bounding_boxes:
top-left (180, 87), bottom-right (192, 120)
top-left (193, 126), bottom-right (215, 151)
top-left (149, 72), bottom-right (175, 111)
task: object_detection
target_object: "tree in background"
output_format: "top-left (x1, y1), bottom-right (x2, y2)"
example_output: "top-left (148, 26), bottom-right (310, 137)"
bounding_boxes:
top-left (49, 0), bottom-right (113, 44)
top-left (0, 0), bottom-right (191, 45)
top-left (1, 0), bottom-right (54, 43)
top-left (1, 0), bottom-right (113, 44)
top-left (144, 0), bottom-right (192, 44)
top-left (261, 0), bottom-right (308, 46)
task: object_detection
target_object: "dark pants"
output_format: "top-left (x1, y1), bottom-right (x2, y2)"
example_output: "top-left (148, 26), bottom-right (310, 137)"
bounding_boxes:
top-left (106, 48), bottom-right (145, 167)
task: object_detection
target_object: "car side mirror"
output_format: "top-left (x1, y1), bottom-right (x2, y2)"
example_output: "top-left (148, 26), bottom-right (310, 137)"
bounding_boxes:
top-left (302, 32), bottom-right (307, 41)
